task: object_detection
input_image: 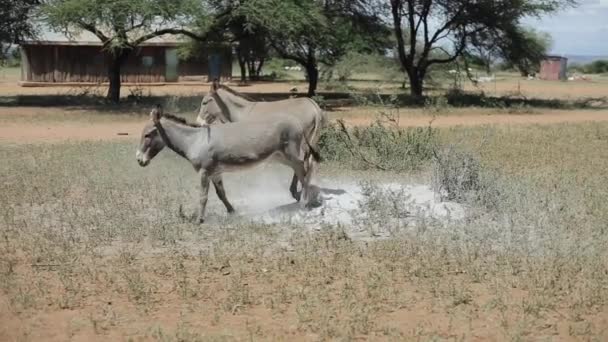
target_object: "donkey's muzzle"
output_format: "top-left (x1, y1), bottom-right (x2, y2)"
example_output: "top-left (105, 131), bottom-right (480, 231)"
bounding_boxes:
top-left (136, 151), bottom-right (150, 167)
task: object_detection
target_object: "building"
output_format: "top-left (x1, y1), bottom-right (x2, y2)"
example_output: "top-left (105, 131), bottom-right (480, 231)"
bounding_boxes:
top-left (539, 55), bottom-right (568, 81)
top-left (19, 31), bottom-right (232, 85)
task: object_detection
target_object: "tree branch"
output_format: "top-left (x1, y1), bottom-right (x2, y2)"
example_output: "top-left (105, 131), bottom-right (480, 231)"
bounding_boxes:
top-left (406, 0), bottom-right (417, 63)
top-left (425, 32), bottom-right (468, 66)
top-left (132, 28), bottom-right (207, 46)
top-left (429, 4), bottom-right (466, 45)
top-left (390, 0), bottom-right (409, 70)
top-left (270, 42), bottom-right (307, 66)
top-left (77, 21), bottom-right (109, 42)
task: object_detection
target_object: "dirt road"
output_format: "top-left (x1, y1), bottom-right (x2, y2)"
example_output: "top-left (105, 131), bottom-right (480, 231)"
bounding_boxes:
top-left (1, 107), bottom-right (607, 143)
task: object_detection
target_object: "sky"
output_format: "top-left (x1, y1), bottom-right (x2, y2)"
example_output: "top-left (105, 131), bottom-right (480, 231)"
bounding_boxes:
top-left (527, 0), bottom-right (608, 56)
top-left (34, 0), bottom-right (608, 57)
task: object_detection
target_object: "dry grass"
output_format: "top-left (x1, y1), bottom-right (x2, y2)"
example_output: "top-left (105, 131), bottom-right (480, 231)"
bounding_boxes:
top-left (2, 119), bottom-right (608, 340)
top-left (2, 68), bottom-right (608, 340)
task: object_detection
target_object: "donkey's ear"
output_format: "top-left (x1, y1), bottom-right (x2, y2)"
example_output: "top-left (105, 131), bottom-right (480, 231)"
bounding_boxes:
top-left (150, 104), bottom-right (162, 122)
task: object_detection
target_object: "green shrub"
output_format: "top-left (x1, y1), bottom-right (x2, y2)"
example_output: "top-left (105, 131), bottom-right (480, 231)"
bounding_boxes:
top-left (318, 120), bottom-right (438, 172)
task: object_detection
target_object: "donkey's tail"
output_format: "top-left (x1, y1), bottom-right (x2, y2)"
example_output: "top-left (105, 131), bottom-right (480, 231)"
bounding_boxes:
top-left (303, 97), bottom-right (325, 164)
top-left (305, 138), bottom-right (322, 162)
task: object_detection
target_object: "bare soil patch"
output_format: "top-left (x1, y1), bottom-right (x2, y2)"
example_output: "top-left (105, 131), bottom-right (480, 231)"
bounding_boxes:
top-left (1, 106), bottom-right (607, 143)
top-left (336, 108), bottom-right (608, 127)
top-left (0, 122), bottom-right (142, 143)
top-left (465, 77), bottom-right (608, 99)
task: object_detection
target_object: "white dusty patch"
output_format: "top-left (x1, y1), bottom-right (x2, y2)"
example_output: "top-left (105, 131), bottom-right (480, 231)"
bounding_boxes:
top-left (214, 165), bottom-right (465, 234)
top-left (242, 180), bottom-right (464, 226)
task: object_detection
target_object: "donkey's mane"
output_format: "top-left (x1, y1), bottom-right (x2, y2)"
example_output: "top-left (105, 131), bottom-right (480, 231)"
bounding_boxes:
top-left (161, 113), bottom-right (200, 128)
top-left (218, 84), bottom-right (256, 101)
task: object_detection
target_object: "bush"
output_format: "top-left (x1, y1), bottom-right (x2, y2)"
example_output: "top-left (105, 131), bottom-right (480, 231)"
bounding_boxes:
top-left (318, 119), bottom-right (438, 172)
top-left (431, 146), bottom-right (502, 210)
top-left (328, 52), bottom-right (402, 82)
top-left (583, 60), bottom-right (608, 74)
top-left (423, 95), bottom-right (451, 114)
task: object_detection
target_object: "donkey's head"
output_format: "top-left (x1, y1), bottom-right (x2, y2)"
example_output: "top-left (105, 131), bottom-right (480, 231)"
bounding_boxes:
top-left (136, 105), bottom-right (166, 167)
top-left (196, 79), bottom-right (230, 126)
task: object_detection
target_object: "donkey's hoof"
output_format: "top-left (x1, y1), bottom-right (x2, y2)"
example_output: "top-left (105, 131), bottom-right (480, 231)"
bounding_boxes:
top-left (305, 198), bottom-right (323, 210)
top-left (197, 217), bottom-right (205, 224)
top-left (292, 191), bottom-right (302, 202)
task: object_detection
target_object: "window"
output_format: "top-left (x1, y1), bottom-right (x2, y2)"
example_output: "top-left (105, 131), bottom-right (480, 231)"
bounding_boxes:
top-left (142, 56), bottom-right (154, 68)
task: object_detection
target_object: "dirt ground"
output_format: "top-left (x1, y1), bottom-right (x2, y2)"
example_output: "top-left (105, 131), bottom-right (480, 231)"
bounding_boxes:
top-left (2, 77), bottom-right (608, 340)
top-left (1, 106), bottom-right (607, 143)
top-left (2, 68), bottom-right (607, 99)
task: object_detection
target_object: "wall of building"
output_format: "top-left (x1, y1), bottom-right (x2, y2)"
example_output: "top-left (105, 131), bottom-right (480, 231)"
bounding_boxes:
top-left (20, 44), bottom-right (231, 83)
top-left (539, 58), bottom-right (567, 81)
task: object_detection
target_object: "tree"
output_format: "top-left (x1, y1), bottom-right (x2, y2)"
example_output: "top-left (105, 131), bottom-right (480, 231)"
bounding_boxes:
top-left (43, 0), bottom-right (209, 103)
top-left (236, 0), bottom-right (389, 96)
top-left (469, 27), bottom-right (552, 76)
top-left (206, 1), bottom-right (270, 83)
top-left (0, 0), bottom-right (39, 64)
top-left (235, 27), bottom-right (268, 82)
top-left (388, 0), bottom-right (573, 97)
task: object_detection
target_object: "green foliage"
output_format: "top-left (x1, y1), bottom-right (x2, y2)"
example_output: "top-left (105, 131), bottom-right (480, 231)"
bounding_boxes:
top-left (43, 0), bottom-right (208, 51)
top-left (318, 120), bottom-right (438, 172)
top-left (0, 0), bottom-right (38, 64)
top-left (492, 27), bottom-right (553, 75)
top-left (580, 60), bottom-right (608, 74)
top-left (1, 48), bottom-right (21, 67)
top-left (388, 0), bottom-right (572, 96)
top-left (43, 0), bottom-right (208, 102)
top-left (232, 0), bottom-right (389, 94)
top-left (328, 52), bottom-right (402, 83)
top-left (0, 0), bottom-right (38, 42)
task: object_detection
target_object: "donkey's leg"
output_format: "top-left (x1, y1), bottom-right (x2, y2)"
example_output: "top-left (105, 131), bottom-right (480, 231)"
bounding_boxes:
top-left (289, 145), bottom-right (313, 202)
top-left (303, 152), bottom-right (322, 208)
top-left (289, 173), bottom-right (300, 201)
top-left (291, 162), bottom-right (309, 207)
top-left (198, 170), bottom-right (210, 224)
top-left (211, 174), bottom-right (235, 214)
top-left (283, 146), bottom-right (310, 207)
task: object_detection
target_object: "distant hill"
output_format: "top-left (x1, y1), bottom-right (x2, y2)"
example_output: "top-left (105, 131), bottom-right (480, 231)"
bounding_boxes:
top-left (563, 55), bottom-right (608, 65)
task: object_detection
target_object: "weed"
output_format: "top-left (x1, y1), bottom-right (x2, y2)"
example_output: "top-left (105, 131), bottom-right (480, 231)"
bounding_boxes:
top-left (319, 119), bottom-right (438, 171)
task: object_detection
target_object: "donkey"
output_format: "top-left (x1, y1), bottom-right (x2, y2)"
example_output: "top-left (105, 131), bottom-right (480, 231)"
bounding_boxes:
top-left (197, 80), bottom-right (326, 201)
top-left (136, 105), bottom-right (320, 223)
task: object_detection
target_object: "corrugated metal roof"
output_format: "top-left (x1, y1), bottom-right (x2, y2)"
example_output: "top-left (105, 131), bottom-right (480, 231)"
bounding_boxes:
top-left (21, 26), bottom-right (188, 46)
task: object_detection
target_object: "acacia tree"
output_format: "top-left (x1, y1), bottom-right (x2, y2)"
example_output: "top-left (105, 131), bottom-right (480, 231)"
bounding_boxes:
top-left (237, 0), bottom-right (388, 96)
top-left (236, 27), bottom-right (268, 81)
top-left (0, 0), bottom-right (39, 63)
top-left (43, 0), bottom-right (209, 102)
top-left (492, 28), bottom-right (553, 76)
top-left (388, 0), bottom-right (573, 97)
top-left (206, 1), bottom-right (270, 83)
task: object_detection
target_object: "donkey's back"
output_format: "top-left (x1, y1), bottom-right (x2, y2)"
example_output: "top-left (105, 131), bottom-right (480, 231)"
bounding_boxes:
top-left (199, 118), bottom-right (308, 172)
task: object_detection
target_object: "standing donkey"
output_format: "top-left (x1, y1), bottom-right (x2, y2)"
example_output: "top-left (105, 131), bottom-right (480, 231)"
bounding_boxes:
top-left (136, 105), bottom-right (320, 223)
top-left (197, 80), bottom-right (326, 201)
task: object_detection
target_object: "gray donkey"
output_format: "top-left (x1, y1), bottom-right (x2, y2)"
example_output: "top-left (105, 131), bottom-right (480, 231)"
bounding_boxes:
top-left (197, 80), bottom-right (326, 200)
top-left (136, 105), bottom-right (320, 223)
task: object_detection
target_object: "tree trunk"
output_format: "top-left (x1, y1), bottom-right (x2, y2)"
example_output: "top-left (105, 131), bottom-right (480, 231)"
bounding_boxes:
top-left (255, 58), bottom-right (265, 78)
top-left (236, 47), bottom-right (247, 83)
top-left (106, 51), bottom-right (129, 103)
top-left (407, 67), bottom-right (425, 98)
top-left (409, 75), bottom-right (424, 97)
top-left (306, 64), bottom-right (318, 97)
top-left (247, 60), bottom-right (256, 81)
top-left (238, 58), bottom-right (247, 83)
